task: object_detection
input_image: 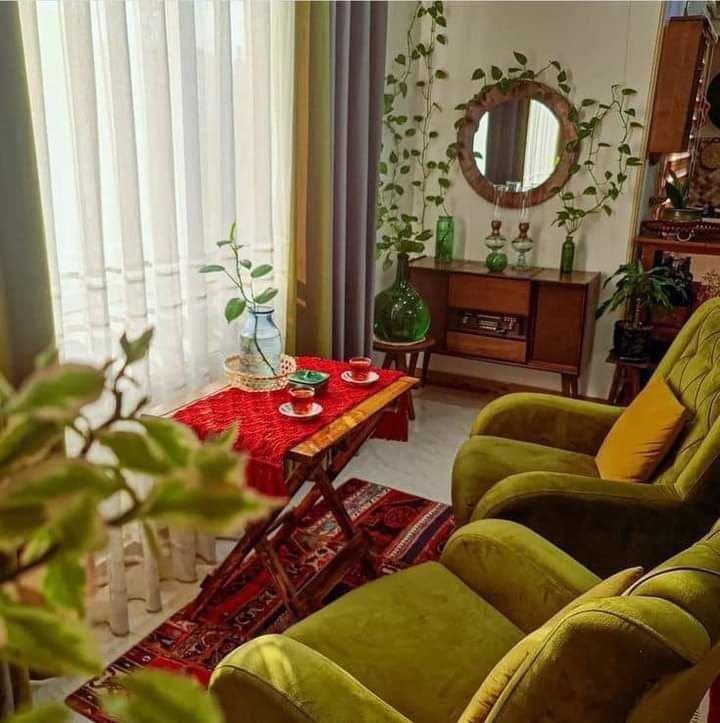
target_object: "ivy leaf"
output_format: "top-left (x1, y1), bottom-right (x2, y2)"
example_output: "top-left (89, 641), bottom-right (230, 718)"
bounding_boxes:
top-left (198, 264), bottom-right (225, 274)
top-left (5, 364), bottom-right (105, 422)
top-left (224, 298), bottom-right (246, 323)
top-left (4, 704), bottom-right (71, 723)
top-left (435, 69), bottom-right (448, 79)
top-left (513, 51), bottom-right (528, 65)
top-left (621, 88), bottom-right (637, 95)
top-left (239, 259), bottom-right (253, 270)
top-left (603, 205), bottom-right (613, 216)
top-left (581, 98), bottom-right (596, 107)
top-left (491, 65), bottom-right (503, 80)
top-left (254, 288), bottom-right (279, 305)
top-left (436, 15), bottom-right (447, 27)
top-left (416, 230), bottom-right (433, 242)
top-left (97, 430), bottom-right (171, 475)
top-left (43, 553), bottom-right (86, 615)
top-left (437, 34), bottom-right (447, 44)
top-left (101, 669), bottom-right (223, 723)
top-left (472, 68), bottom-right (485, 80)
top-left (216, 239), bottom-right (232, 248)
top-left (394, 53), bottom-right (406, 65)
top-left (583, 186), bottom-right (597, 195)
top-left (0, 598), bottom-right (102, 676)
top-left (557, 70), bottom-right (567, 83)
top-left (250, 264), bottom-right (272, 279)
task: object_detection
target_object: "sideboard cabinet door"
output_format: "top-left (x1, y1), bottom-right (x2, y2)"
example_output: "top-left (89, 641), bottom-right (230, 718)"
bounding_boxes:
top-left (529, 283), bottom-right (586, 370)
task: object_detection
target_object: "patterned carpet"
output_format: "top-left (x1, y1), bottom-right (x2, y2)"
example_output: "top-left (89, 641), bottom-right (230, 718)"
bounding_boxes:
top-left (66, 479), bottom-right (454, 721)
top-left (67, 478), bottom-right (719, 722)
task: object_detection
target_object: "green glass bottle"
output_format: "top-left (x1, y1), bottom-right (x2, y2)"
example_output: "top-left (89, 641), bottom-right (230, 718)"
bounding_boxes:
top-left (436, 216), bottom-right (455, 263)
top-left (374, 253), bottom-right (430, 343)
top-left (560, 235), bottom-right (576, 274)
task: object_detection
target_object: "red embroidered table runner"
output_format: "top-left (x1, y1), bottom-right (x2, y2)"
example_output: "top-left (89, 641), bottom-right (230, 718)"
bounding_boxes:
top-left (172, 357), bottom-right (407, 497)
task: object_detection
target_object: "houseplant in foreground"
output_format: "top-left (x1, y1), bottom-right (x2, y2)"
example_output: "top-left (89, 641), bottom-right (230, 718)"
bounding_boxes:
top-left (200, 222), bottom-right (281, 376)
top-left (0, 329), bottom-right (264, 722)
top-left (374, 0), bottom-right (455, 343)
top-left (595, 260), bottom-right (688, 360)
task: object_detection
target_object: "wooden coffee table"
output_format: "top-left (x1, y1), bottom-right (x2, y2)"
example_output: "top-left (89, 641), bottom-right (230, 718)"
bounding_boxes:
top-left (156, 375), bottom-right (417, 619)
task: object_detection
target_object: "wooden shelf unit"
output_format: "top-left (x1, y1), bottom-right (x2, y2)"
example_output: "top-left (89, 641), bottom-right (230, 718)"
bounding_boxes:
top-left (410, 257), bottom-right (600, 397)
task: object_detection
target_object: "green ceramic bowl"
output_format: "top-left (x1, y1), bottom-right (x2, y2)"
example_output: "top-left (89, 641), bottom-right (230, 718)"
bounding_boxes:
top-left (288, 370), bottom-right (330, 394)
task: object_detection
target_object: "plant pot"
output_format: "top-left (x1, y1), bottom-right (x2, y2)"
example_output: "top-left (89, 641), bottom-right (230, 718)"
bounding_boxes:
top-left (660, 207), bottom-right (703, 222)
top-left (374, 253), bottom-right (430, 343)
top-left (613, 320), bottom-right (652, 361)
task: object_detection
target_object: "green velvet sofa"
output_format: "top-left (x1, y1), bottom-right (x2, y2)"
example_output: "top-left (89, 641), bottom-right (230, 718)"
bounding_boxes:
top-left (210, 518), bottom-right (720, 722)
top-left (452, 297), bottom-right (720, 576)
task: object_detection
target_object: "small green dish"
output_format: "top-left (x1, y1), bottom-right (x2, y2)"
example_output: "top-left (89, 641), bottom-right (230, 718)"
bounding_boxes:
top-left (288, 369), bottom-right (330, 394)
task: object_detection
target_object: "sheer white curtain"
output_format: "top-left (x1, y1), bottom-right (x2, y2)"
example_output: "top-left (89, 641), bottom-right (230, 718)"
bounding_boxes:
top-left (19, 0), bottom-right (294, 635)
top-left (522, 99), bottom-right (560, 190)
top-left (19, 0), bottom-right (294, 403)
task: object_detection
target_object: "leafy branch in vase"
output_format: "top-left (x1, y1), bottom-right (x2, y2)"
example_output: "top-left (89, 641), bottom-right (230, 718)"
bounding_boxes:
top-left (200, 221), bottom-right (279, 374)
top-left (376, 0), bottom-right (457, 271)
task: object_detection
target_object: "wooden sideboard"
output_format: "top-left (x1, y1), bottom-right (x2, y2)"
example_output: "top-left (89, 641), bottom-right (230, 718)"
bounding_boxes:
top-left (410, 257), bottom-right (600, 396)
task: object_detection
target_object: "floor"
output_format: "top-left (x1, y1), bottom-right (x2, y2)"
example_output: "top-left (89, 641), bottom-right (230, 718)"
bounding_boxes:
top-left (34, 384), bottom-right (491, 720)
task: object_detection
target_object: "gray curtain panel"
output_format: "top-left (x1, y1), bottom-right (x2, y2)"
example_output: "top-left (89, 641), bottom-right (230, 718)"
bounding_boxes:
top-left (331, 0), bottom-right (388, 359)
top-left (0, 3), bottom-right (54, 387)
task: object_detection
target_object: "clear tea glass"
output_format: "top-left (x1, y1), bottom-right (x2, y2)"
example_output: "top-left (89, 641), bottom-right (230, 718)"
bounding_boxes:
top-left (349, 356), bottom-right (372, 381)
top-left (289, 386), bottom-right (314, 415)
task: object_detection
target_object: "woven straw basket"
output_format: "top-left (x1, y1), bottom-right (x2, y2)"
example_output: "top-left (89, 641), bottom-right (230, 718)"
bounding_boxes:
top-left (224, 354), bottom-right (297, 392)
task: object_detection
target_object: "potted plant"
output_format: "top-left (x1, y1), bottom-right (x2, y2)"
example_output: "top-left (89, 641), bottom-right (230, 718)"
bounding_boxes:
top-left (595, 260), bottom-right (689, 360)
top-left (662, 169), bottom-right (702, 222)
top-left (200, 221), bottom-right (281, 376)
top-left (374, 0), bottom-right (455, 343)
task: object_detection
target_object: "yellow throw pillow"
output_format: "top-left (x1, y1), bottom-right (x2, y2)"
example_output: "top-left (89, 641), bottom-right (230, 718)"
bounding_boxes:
top-left (596, 378), bottom-right (688, 483)
top-left (459, 566), bottom-right (644, 723)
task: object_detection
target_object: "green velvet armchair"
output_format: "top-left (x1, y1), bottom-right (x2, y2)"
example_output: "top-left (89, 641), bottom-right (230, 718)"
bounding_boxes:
top-left (452, 297), bottom-right (720, 576)
top-left (210, 519), bottom-right (720, 723)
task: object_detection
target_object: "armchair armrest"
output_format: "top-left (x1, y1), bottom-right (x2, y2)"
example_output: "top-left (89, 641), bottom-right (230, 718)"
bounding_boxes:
top-left (469, 393), bottom-right (623, 455)
top-left (210, 635), bottom-right (410, 723)
top-left (440, 519), bottom-right (600, 633)
top-left (471, 472), bottom-right (706, 577)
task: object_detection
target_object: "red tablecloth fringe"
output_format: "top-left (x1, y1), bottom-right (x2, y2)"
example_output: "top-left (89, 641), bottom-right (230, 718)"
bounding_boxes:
top-left (172, 356), bottom-right (408, 497)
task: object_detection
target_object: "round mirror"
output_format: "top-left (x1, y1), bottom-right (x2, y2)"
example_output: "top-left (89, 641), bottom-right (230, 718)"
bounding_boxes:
top-left (457, 80), bottom-right (578, 208)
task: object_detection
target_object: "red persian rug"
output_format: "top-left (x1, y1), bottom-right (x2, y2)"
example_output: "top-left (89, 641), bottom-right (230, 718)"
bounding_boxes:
top-left (67, 478), bottom-right (720, 722)
top-left (66, 479), bottom-right (454, 721)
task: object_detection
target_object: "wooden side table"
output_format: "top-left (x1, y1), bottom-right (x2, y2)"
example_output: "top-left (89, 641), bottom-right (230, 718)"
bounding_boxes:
top-left (606, 352), bottom-right (658, 406)
top-left (373, 337), bottom-right (436, 420)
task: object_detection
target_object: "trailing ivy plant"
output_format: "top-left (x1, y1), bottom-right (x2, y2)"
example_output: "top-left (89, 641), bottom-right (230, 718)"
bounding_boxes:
top-left (454, 53), bottom-right (643, 241)
top-left (0, 331), bottom-right (264, 722)
top-left (376, 0), bottom-right (457, 271)
top-left (199, 221), bottom-right (279, 374)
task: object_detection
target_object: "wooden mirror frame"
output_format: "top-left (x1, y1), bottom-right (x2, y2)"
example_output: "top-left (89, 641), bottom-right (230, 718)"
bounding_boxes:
top-left (457, 80), bottom-right (579, 209)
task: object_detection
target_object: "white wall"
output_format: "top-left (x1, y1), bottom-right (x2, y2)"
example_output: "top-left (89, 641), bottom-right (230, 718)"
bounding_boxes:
top-left (380, 1), bottom-right (663, 399)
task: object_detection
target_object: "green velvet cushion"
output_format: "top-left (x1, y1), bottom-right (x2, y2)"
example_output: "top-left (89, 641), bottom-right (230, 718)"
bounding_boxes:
top-left (452, 435), bottom-right (598, 525)
top-left (285, 561), bottom-right (523, 723)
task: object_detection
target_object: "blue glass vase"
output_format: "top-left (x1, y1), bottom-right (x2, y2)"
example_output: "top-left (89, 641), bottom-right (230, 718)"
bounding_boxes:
top-left (238, 306), bottom-right (282, 376)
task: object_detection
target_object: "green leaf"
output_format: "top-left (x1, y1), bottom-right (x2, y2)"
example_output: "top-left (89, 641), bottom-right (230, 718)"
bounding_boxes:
top-left (5, 704), bottom-right (71, 723)
top-left (0, 417), bottom-right (62, 475)
top-left (198, 264), bottom-right (225, 274)
top-left (471, 68), bottom-right (485, 80)
top-left (490, 65), bottom-right (503, 80)
top-left (0, 504), bottom-right (47, 551)
top-left (254, 288), bottom-right (279, 306)
top-left (583, 186), bottom-right (597, 195)
top-left (140, 417), bottom-right (198, 467)
top-left (224, 298), bottom-right (246, 323)
top-left (581, 98), bottom-right (596, 107)
top-left (435, 69), bottom-right (448, 79)
top-left (101, 669), bottom-right (223, 723)
top-left (2, 458), bottom-right (121, 505)
top-left (416, 230), bottom-right (433, 242)
top-left (250, 264), bottom-right (273, 279)
top-left (120, 329), bottom-right (154, 365)
top-left (603, 205), bottom-right (613, 216)
top-left (0, 598), bottom-right (101, 676)
top-left (239, 259), bottom-right (252, 270)
top-left (621, 87), bottom-right (637, 95)
top-left (437, 34), bottom-right (447, 45)
top-left (0, 369), bottom-right (13, 406)
top-left (513, 51), bottom-right (527, 65)
top-left (228, 221), bottom-right (237, 242)
top-left (142, 479), bottom-right (261, 533)
top-left (98, 430), bottom-right (171, 474)
top-left (436, 14), bottom-right (446, 26)
top-left (43, 553), bottom-right (86, 615)
top-left (5, 364), bottom-right (105, 421)
top-left (216, 240), bottom-right (232, 248)
top-left (50, 495), bottom-right (106, 553)
top-left (557, 70), bottom-right (567, 83)
top-left (394, 53), bottom-right (406, 65)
